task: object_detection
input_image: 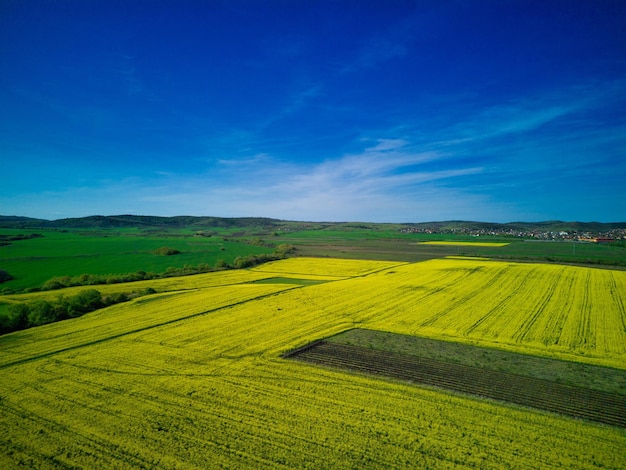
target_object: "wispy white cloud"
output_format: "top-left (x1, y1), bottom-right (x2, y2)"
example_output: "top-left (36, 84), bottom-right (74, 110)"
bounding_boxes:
top-left (5, 71), bottom-right (623, 222)
top-left (253, 84), bottom-right (324, 131)
top-left (316, 144), bottom-right (439, 180)
top-left (217, 153), bottom-right (272, 166)
top-left (2, 134), bottom-right (489, 222)
top-left (142, 137), bottom-right (485, 221)
top-left (340, 9), bottom-right (417, 76)
top-left (446, 80), bottom-right (625, 145)
top-left (280, 85), bottom-right (323, 115)
top-left (363, 138), bottom-right (407, 152)
top-left (342, 37), bottom-right (408, 74)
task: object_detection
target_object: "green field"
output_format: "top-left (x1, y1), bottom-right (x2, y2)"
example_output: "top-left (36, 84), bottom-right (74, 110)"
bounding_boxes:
top-left (271, 227), bottom-right (626, 266)
top-left (0, 229), bottom-right (275, 291)
top-left (282, 234), bottom-right (625, 266)
top-left (288, 331), bottom-right (626, 428)
top-left (2, 223), bottom-right (625, 294)
top-left (326, 328), bottom-right (626, 394)
top-left (0, 257), bottom-right (625, 468)
top-left (1, 220), bottom-right (626, 467)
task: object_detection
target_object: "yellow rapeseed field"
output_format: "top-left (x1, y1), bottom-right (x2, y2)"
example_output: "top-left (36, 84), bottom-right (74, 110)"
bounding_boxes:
top-left (0, 257), bottom-right (624, 468)
top-left (2, 268), bottom-right (282, 303)
top-left (251, 257), bottom-right (406, 277)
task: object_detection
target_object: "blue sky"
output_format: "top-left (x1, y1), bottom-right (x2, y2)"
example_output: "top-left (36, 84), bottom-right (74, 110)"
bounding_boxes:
top-left (1, 0), bottom-right (625, 222)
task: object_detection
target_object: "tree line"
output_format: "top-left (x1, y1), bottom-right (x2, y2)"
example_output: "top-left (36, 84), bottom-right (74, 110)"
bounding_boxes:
top-left (0, 287), bottom-right (156, 335)
top-left (3, 244), bottom-right (296, 294)
top-left (0, 244), bottom-right (297, 335)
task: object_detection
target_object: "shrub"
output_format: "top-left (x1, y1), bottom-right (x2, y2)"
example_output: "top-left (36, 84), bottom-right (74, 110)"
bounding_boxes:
top-left (70, 289), bottom-right (104, 315)
top-left (27, 301), bottom-right (56, 326)
top-left (5, 304), bottom-right (29, 331)
top-left (43, 276), bottom-right (72, 290)
top-left (233, 253), bottom-right (284, 269)
top-left (0, 269), bottom-right (14, 283)
top-left (103, 292), bottom-right (129, 304)
top-left (0, 287), bottom-right (158, 336)
top-left (275, 244), bottom-right (296, 255)
top-left (153, 247), bottom-right (181, 256)
top-left (215, 259), bottom-right (228, 269)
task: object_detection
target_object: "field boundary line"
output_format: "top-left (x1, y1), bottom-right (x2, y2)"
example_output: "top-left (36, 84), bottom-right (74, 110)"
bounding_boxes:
top-left (0, 286), bottom-right (301, 370)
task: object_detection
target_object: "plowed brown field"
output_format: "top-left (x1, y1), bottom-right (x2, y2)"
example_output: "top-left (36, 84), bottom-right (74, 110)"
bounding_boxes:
top-left (285, 340), bottom-right (626, 428)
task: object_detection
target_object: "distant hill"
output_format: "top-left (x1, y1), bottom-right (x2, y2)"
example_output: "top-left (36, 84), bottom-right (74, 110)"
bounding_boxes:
top-left (0, 216), bottom-right (49, 228)
top-left (0, 215), bottom-right (283, 229)
top-left (0, 215), bottom-right (624, 232)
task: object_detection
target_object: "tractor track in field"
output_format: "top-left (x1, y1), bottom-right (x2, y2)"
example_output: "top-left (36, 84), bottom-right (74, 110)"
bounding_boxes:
top-left (285, 341), bottom-right (626, 428)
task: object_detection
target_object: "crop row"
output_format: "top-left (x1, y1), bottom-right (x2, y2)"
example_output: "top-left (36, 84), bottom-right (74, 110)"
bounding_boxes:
top-left (289, 341), bottom-right (626, 428)
top-left (2, 257), bottom-right (625, 468)
top-left (345, 259), bottom-right (626, 365)
top-left (0, 283), bottom-right (295, 368)
top-left (251, 257), bottom-right (406, 278)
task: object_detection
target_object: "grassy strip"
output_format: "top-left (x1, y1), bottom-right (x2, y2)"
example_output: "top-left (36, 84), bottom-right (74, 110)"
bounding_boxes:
top-left (327, 328), bottom-right (626, 395)
top-left (287, 340), bottom-right (626, 428)
top-left (0, 230), bottom-right (288, 291)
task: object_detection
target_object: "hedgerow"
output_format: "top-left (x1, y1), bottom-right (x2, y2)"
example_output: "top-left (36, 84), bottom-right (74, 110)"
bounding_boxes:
top-left (0, 287), bottom-right (156, 334)
top-left (32, 247), bottom-right (295, 293)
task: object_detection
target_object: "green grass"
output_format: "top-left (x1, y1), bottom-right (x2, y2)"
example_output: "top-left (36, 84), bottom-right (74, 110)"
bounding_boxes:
top-left (275, 230), bottom-right (626, 266)
top-left (2, 226), bottom-right (625, 292)
top-left (328, 328), bottom-right (626, 395)
top-left (0, 229), bottom-right (274, 291)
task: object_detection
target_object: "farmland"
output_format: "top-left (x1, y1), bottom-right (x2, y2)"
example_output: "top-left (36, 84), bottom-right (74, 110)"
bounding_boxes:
top-left (1, 218), bottom-right (625, 294)
top-left (1, 257), bottom-right (625, 468)
top-left (419, 241), bottom-right (510, 247)
top-left (285, 332), bottom-right (626, 427)
top-left (0, 228), bottom-right (277, 292)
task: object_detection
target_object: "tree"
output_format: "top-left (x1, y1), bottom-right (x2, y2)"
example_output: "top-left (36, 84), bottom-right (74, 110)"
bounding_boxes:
top-left (215, 259), bottom-right (228, 269)
top-left (0, 269), bottom-right (14, 283)
top-left (27, 301), bottom-right (56, 326)
top-left (6, 303), bottom-right (29, 331)
top-left (42, 276), bottom-right (72, 290)
top-left (153, 247), bottom-right (181, 256)
top-left (275, 244), bottom-right (295, 255)
top-left (69, 289), bottom-right (103, 316)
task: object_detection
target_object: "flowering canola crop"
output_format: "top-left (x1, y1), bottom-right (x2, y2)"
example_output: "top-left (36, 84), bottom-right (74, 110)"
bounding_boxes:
top-left (251, 257), bottom-right (406, 277)
top-left (0, 257), bottom-right (624, 468)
